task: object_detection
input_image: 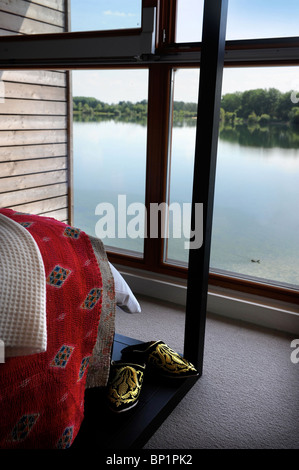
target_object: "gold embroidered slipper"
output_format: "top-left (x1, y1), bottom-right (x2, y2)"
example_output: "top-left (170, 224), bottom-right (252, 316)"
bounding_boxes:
top-left (107, 361), bottom-right (146, 413)
top-left (121, 341), bottom-right (199, 379)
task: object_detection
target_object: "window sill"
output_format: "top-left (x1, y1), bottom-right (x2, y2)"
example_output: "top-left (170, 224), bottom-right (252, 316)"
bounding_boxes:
top-left (115, 264), bottom-right (299, 335)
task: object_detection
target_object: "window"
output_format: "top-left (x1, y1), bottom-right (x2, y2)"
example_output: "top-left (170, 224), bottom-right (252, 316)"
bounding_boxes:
top-left (155, 1), bottom-right (299, 305)
top-left (174, 0), bottom-right (299, 44)
top-left (70, 0), bottom-right (142, 32)
top-left (72, 69), bottom-right (148, 256)
top-left (164, 65), bottom-right (299, 290)
top-left (0, 0), bottom-right (142, 37)
top-left (165, 68), bottom-right (199, 266)
top-left (212, 66), bottom-right (299, 289)
top-left (226, 0), bottom-right (299, 40)
top-left (1, 0), bottom-right (298, 305)
top-left (175, 0), bottom-right (204, 43)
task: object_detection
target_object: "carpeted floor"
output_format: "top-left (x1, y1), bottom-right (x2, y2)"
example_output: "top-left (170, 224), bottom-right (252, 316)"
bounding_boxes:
top-left (115, 295), bottom-right (299, 449)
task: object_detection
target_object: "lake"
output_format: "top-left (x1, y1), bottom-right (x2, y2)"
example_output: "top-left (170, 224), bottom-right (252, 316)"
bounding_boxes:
top-left (73, 119), bottom-right (299, 288)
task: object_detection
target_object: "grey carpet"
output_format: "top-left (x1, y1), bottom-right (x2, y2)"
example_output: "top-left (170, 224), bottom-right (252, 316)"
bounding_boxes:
top-left (115, 295), bottom-right (299, 449)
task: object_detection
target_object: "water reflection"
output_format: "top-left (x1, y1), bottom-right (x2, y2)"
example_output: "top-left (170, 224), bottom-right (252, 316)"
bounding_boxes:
top-left (73, 118), bottom-right (299, 287)
top-left (74, 112), bottom-right (299, 150)
top-left (219, 123), bottom-right (299, 149)
top-left (73, 113), bottom-right (147, 126)
top-left (73, 113), bottom-right (198, 128)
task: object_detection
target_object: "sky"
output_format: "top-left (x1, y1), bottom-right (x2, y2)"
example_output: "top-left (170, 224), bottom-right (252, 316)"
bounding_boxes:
top-left (71, 0), bottom-right (299, 103)
top-left (70, 0), bottom-right (142, 31)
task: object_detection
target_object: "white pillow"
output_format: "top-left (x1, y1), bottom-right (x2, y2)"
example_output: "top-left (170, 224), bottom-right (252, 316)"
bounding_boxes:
top-left (108, 262), bottom-right (141, 313)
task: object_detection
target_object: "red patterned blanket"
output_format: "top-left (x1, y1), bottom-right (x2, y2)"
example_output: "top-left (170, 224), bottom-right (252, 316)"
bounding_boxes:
top-left (0, 209), bottom-right (110, 449)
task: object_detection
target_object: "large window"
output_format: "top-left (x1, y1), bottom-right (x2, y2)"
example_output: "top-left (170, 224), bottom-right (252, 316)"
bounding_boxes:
top-left (69, 0), bottom-right (299, 304)
top-left (164, 65), bottom-right (299, 290)
top-left (165, 68), bottom-right (199, 266)
top-left (213, 66), bottom-right (299, 289)
top-left (1, 0), bottom-right (298, 305)
top-left (72, 69), bottom-right (148, 256)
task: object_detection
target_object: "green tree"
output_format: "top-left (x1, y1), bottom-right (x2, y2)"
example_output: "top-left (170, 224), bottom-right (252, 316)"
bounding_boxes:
top-left (277, 92), bottom-right (294, 121)
top-left (247, 110), bottom-right (258, 124)
top-left (289, 107), bottom-right (299, 126)
top-left (221, 92), bottom-right (242, 113)
top-left (259, 113), bottom-right (271, 126)
top-left (265, 88), bottom-right (280, 117)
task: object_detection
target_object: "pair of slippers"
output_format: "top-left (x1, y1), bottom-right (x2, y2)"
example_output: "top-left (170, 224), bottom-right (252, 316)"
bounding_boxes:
top-left (107, 340), bottom-right (199, 413)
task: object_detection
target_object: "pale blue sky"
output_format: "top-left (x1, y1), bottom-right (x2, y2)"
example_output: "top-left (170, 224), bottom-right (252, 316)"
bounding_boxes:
top-left (71, 1), bottom-right (299, 103)
top-left (71, 0), bottom-right (299, 39)
top-left (226, 0), bottom-right (299, 40)
top-left (70, 0), bottom-right (142, 31)
top-left (176, 0), bottom-right (299, 41)
top-left (72, 65), bottom-right (299, 105)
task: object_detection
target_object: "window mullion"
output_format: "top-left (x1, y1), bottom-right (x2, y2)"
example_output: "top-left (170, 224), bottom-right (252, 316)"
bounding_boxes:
top-left (144, 64), bottom-right (171, 269)
top-left (157, 0), bottom-right (177, 49)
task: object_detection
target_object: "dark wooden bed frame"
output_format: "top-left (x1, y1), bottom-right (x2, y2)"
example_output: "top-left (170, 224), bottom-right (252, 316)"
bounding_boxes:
top-left (73, 0), bottom-right (228, 450)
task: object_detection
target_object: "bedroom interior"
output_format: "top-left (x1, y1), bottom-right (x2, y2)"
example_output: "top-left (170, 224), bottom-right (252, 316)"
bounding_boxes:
top-left (0, 0), bottom-right (298, 450)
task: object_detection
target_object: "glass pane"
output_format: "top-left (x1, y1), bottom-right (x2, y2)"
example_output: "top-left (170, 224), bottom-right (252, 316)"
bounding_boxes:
top-left (166, 66), bottom-right (299, 289)
top-left (226, 0), bottom-right (299, 40)
top-left (0, 0), bottom-right (141, 37)
top-left (212, 66), bottom-right (299, 288)
top-left (175, 0), bottom-right (204, 43)
top-left (165, 69), bottom-right (199, 265)
top-left (70, 0), bottom-right (142, 32)
top-left (175, 0), bottom-right (299, 43)
top-left (72, 69), bottom-right (148, 256)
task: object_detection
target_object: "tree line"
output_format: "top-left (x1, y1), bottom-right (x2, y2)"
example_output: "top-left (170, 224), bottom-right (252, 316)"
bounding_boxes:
top-left (220, 88), bottom-right (299, 126)
top-left (73, 96), bottom-right (197, 121)
top-left (73, 88), bottom-right (299, 126)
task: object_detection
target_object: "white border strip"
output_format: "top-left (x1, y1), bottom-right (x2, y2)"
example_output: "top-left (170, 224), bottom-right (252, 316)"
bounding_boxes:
top-left (119, 268), bottom-right (299, 335)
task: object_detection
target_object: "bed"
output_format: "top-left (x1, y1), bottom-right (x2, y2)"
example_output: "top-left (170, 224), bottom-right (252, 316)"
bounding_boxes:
top-left (0, 208), bottom-right (141, 449)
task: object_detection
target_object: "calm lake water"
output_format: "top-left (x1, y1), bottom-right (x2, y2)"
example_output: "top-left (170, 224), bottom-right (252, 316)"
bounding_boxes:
top-left (73, 119), bottom-right (299, 288)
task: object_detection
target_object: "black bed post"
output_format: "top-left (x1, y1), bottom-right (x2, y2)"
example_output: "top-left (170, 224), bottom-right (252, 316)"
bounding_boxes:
top-left (184, 0), bottom-right (228, 375)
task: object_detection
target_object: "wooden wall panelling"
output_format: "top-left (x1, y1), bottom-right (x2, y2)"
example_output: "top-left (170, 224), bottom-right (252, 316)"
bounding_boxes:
top-left (0, 28), bottom-right (21, 35)
top-left (0, 100), bottom-right (67, 115)
top-left (0, 0), bottom-right (70, 223)
top-left (30, 0), bottom-right (64, 13)
top-left (0, 70), bottom-right (67, 87)
top-left (12, 196), bottom-right (68, 215)
top-left (0, 183), bottom-right (68, 207)
top-left (0, 129), bottom-right (66, 146)
top-left (0, 11), bottom-right (63, 34)
top-left (0, 156), bottom-right (67, 177)
top-left (39, 208), bottom-right (68, 221)
top-left (0, 143), bottom-right (67, 162)
top-left (0, 0), bottom-right (64, 27)
top-left (0, 170), bottom-right (67, 193)
top-left (3, 81), bottom-right (67, 101)
top-left (0, 115), bottom-right (67, 131)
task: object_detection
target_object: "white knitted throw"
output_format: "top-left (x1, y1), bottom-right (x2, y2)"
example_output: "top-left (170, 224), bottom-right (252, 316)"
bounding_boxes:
top-left (0, 214), bottom-right (47, 357)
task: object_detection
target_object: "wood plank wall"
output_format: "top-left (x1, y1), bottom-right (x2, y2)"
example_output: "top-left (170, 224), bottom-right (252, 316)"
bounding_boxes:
top-left (0, 0), bottom-right (71, 224)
